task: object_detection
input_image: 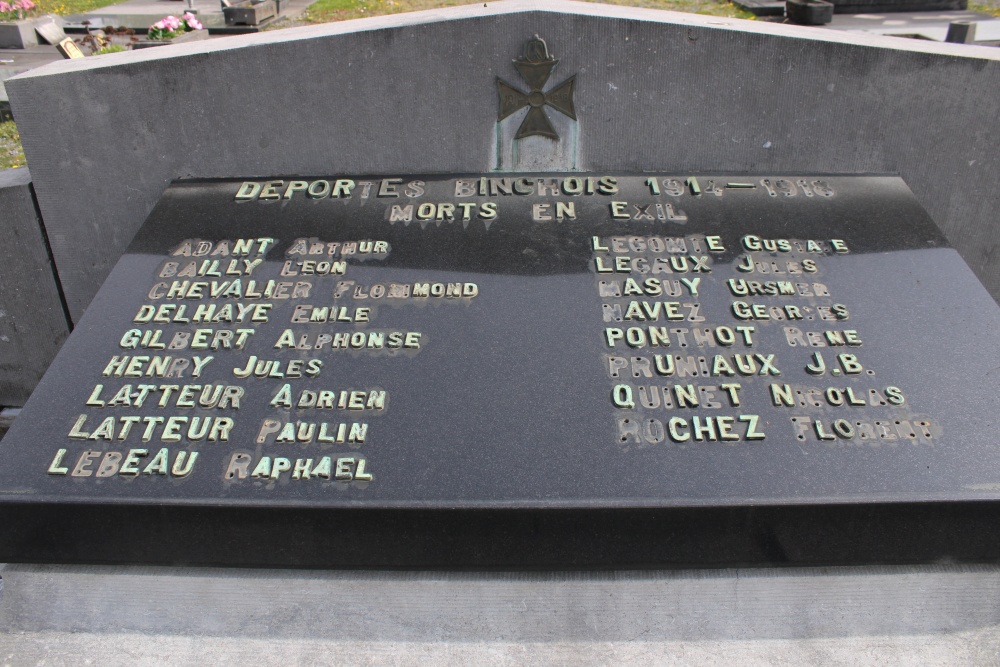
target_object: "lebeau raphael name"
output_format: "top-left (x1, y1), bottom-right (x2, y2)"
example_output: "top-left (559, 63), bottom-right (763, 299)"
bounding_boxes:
top-left (47, 446), bottom-right (373, 484)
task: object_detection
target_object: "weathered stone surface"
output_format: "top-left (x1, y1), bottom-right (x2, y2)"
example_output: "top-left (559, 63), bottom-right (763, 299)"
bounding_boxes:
top-left (0, 168), bottom-right (69, 406)
top-left (1, 563), bottom-right (999, 665)
top-left (6, 0), bottom-right (1000, 322)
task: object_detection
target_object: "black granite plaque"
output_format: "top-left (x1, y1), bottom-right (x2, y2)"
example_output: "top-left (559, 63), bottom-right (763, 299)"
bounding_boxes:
top-left (2, 174), bottom-right (1000, 568)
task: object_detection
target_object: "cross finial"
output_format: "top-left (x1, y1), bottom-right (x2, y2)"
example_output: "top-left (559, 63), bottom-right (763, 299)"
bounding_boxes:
top-left (496, 36), bottom-right (577, 141)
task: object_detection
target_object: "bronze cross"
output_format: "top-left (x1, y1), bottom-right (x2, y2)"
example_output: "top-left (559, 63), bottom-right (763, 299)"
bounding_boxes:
top-left (496, 36), bottom-right (577, 141)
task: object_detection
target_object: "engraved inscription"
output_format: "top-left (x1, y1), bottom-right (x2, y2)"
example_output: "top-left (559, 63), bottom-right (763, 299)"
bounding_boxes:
top-left (41, 174), bottom-right (945, 506)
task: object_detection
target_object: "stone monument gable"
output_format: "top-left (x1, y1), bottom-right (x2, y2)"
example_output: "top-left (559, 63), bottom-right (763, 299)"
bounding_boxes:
top-left (7, 0), bottom-right (1000, 323)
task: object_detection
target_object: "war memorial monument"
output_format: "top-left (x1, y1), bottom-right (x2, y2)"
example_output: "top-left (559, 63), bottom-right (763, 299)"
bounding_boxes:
top-left (0, 0), bottom-right (999, 657)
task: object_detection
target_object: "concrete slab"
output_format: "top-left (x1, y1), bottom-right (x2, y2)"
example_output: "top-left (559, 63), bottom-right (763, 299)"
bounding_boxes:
top-left (1, 563), bottom-right (1000, 664)
top-left (0, 45), bottom-right (61, 103)
top-left (821, 8), bottom-right (1000, 41)
top-left (742, 6), bottom-right (1000, 43)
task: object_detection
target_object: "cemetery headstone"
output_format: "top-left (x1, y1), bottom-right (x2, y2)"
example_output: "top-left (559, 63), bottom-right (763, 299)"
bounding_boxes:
top-left (32, 16), bottom-right (66, 46)
top-left (54, 37), bottom-right (85, 59)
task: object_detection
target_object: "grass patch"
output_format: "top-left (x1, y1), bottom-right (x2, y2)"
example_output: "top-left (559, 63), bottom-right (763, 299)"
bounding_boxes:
top-left (33, 0), bottom-right (124, 16)
top-left (303, 0), bottom-right (480, 24)
top-left (301, 0), bottom-right (752, 23)
top-left (583, 0), bottom-right (755, 18)
top-left (0, 121), bottom-right (25, 171)
top-left (969, 1), bottom-right (1000, 16)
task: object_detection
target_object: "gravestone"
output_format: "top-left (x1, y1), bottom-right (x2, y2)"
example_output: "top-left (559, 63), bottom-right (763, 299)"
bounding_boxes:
top-left (1, 169), bottom-right (1000, 567)
top-left (32, 16), bottom-right (67, 46)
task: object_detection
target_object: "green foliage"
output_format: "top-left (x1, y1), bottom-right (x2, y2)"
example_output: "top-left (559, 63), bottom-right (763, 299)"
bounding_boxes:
top-left (34, 0), bottom-right (118, 15)
top-left (94, 43), bottom-right (126, 53)
top-left (303, 0), bottom-right (478, 24)
top-left (147, 12), bottom-right (202, 40)
top-left (0, 0), bottom-right (40, 23)
top-left (969, 1), bottom-right (1000, 16)
top-left (585, 0), bottom-right (756, 18)
top-left (298, 0), bottom-right (752, 24)
top-left (0, 120), bottom-right (25, 170)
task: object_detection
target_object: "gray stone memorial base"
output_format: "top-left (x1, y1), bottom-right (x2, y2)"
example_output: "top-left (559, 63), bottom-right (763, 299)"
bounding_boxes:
top-left (0, 168), bottom-right (69, 406)
top-left (3, 0), bottom-right (1000, 657)
top-left (1, 564), bottom-right (1000, 663)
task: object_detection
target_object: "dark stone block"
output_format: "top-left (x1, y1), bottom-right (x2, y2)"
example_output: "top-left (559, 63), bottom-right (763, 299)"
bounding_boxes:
top-left (0, 168), bottom-right (69, 407)
top-left (223, 2), bottom-right (275, 26)
top-left (0, 174), bottom-right (999, 567)
top-left (0, 14), bottom-right (65, 49)
top-left (731, 0), bottom-right (786, 16)
top-left (828, 0), bottom-right (966, 11)
top-left (0, 19), bottom-right (40, 49)
top-left (786, 0), bottom-right (833, 25)
top-left (945, 21), bottom-right (976, 43)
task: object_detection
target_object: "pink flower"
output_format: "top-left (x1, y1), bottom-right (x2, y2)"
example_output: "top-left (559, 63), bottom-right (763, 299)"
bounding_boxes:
top-left (20, 0), bottom-right (33, 8)
top-left (179, 12), bottom-right (203, 29)
top-left (152, 19), bottom-right (165, 28)
top-left (0, 2), bottom-right (10, 11)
